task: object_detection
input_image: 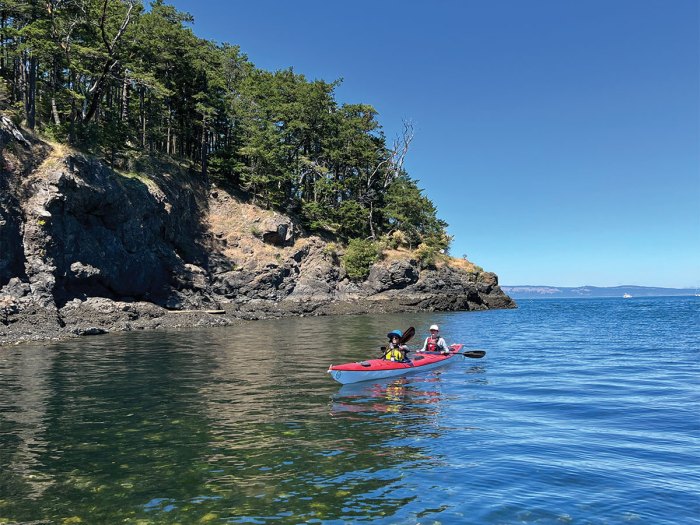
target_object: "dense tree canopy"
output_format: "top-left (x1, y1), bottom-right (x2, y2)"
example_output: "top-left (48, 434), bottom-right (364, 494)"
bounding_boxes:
top-left (0, 0), bottom-right (450, 250)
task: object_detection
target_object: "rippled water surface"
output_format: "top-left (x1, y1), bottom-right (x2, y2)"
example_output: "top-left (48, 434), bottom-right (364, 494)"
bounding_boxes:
top-left (1, 297), bottom-right (698, 524)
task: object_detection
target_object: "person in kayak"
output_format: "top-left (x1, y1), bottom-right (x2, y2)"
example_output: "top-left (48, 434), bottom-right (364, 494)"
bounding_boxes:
top-left (420, 324), bottom-right (450, 354)
top-left (384, 330), bottom-right (410, 362)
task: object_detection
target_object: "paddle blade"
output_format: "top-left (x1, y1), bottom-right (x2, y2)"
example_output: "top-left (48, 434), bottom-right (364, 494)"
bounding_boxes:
top-left (462, 350), bottom-right (486, 358)
top-left (400, 326), bottom-right (415, 345)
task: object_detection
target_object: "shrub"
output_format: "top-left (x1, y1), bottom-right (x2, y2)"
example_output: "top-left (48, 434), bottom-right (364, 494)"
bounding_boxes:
top-left (415, 243), bottom-right (439, 268)
top-left (323, 242), bottom-right (339, 259)
top-left (342, 238), bottom-right (380, 281)
top-left (384, 230), bottom-right (407, 249)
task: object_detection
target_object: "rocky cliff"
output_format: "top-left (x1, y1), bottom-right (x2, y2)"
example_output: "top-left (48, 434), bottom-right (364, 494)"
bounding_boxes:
top-left (0, 120), bottom-right (514, 345)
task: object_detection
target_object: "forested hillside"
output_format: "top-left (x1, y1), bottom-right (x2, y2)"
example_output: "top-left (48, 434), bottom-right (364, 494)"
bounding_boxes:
top-left (1, 0), bottom-right (449, 254)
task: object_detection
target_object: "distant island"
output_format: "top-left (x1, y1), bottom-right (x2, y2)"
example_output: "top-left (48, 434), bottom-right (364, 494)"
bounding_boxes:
top-left (501, 285), bottom-right (698, 299)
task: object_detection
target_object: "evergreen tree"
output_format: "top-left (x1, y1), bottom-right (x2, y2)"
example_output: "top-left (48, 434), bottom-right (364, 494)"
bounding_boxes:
top-left (0, 0), bottom-right (450, 252)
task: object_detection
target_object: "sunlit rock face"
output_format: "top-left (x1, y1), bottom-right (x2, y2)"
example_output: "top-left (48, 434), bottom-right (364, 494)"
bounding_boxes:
top-left (0, 129), bottom-right (514, 345)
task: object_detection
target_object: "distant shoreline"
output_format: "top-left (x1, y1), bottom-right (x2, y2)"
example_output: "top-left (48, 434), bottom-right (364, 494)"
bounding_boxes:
top-left (501, 285), bottom-right (697, 300)
top-left (509, 295), bottom-right (696, 300)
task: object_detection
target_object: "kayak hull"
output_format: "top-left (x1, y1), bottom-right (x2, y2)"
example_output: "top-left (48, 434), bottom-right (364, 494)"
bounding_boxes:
top-left (328, 344), bottom-right (463, 385)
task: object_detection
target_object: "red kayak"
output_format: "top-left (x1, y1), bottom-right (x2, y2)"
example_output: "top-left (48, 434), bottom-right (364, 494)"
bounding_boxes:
top-left (327, 344), bottom-right (463, 385)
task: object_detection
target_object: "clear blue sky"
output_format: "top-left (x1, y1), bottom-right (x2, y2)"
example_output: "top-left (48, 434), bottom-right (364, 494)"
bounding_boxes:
top-left (169, 0), bottom-right (699, 288)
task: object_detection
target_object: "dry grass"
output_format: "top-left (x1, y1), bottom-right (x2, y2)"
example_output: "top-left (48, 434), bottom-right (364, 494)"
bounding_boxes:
top-left (381, 247), bottom-right (414, 261)
top-left (442, 256), bottom-right (479, 272)
top-left (27, 139), bottom-right (69, 178)
top-left (362, 245), bottom-right (479, 274)
top-left (206, 188), bottom-right (312, 269)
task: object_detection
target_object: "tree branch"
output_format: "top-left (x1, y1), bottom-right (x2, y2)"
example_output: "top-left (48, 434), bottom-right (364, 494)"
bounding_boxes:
top-left (83, 0), bottom-right (136, 123)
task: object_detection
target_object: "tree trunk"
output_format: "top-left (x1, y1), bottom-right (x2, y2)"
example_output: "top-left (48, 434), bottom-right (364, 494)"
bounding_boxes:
top-left (121, 71), bottom-right (129, 122)
top-left (23, 55), bottom-right (39, 129)
top-left (0, 13), bottom-right (5, 74)
top-left (83, 59), bottom-right (113, 124)
top-left (13, 57), bottom-right (21, 102)
top-left (68, 72), bottom-right (77, 144)
top-left (166, 104), bottom-right (171, 154)
top-left (24, 55), bottom-right (37, 129)
top-left (201, 122), bottom-right (208, 185)
top-left (139, 88), bottom-right (145, 148)
top-left (51, 65), bottom-right (61, 125)
top-left (18, 57), bottom-right (25, 115)
top-left (83, 0), bottom-right (135, 125)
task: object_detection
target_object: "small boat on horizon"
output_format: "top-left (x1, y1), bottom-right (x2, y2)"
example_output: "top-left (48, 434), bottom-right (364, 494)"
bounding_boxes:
top-left (623, 293), bottom-right (633, 298)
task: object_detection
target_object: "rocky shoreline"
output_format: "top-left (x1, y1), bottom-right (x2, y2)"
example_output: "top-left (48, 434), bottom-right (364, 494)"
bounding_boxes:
top-left (1, 119), bottom-right (515, 346)
top-left (1, 287), bottom-right (515, 346)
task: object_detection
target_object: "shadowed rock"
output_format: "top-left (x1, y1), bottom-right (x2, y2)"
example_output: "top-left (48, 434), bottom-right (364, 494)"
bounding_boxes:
top-left (0, 123), bottom-right (515, 345)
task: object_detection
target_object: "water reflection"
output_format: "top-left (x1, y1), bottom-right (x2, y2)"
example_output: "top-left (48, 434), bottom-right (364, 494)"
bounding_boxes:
top-left (462, 365), bottom-right (489, 385)
top-left (0, 312), bottom-right (485, 524)
top-left (330, 376), bottom-right (445, 416)
top-left (1, 332), bottom-right (223, 523)
top-left (0, 345), bottom-right (54, 500)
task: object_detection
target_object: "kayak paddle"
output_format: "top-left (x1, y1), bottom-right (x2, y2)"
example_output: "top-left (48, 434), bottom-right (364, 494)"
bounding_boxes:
top-left (420, 349), bottom-right (486, 358)
top-left (379, 326), bottom-right (415, 358)
top-left (400, 326), bottom-right (415, 345)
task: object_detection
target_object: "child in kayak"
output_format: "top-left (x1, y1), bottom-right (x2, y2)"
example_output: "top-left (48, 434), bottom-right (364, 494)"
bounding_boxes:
top-left (420, 324), bottom-right (450, 354)
top-left (384, 330), bottom-right (410, 362)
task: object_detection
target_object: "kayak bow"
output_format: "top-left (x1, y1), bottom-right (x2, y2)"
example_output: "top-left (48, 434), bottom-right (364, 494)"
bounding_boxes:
top-left (327, 344), bottom-right (463, 385)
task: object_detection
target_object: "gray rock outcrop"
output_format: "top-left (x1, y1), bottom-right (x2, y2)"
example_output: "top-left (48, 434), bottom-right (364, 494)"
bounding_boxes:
top-left (0, 126), bottom-right (515, 345)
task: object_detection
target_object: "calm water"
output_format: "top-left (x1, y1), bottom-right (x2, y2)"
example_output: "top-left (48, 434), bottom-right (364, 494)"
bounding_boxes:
top-left (1, 297), bottom-right (698, 524)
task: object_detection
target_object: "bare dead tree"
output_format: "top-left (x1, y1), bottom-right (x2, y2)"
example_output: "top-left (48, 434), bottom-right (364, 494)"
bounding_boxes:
top-left (366, 120), bottom-right (415, 192)
top-left (367, 119), bottom-right (415, 238)
top-left (384, 119), bottom-right (414, 187)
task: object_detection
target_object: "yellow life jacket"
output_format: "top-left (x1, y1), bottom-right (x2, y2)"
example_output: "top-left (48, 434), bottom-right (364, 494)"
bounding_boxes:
top-left (385, 346), bottom-right (405, 361)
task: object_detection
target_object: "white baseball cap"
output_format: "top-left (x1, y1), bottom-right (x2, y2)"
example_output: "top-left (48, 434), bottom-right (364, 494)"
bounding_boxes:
top-left (429, 324), bottom-right (439, 331)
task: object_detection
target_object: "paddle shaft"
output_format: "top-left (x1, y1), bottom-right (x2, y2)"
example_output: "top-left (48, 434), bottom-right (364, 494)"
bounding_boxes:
top-left (400, 326), bottom-right (415, 345)
top-left (420, 350), bottom-right (486, 359)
